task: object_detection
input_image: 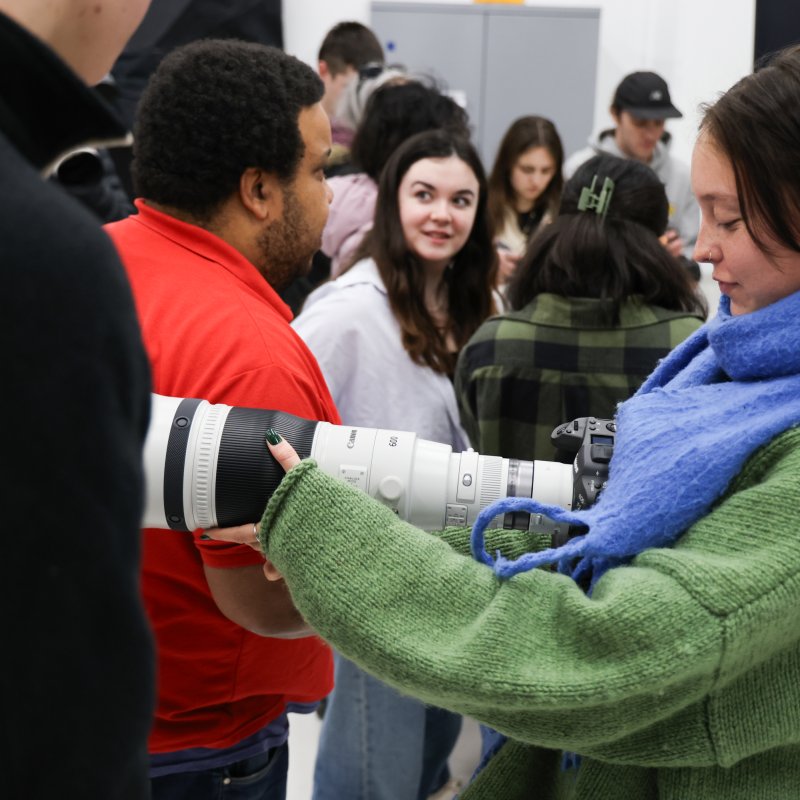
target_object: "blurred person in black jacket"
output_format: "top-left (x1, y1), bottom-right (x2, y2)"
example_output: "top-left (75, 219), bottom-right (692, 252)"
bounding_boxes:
top-left (0, 1), bottom-right (155, 797)
top-left (50, 77), bottom-right (135, 223)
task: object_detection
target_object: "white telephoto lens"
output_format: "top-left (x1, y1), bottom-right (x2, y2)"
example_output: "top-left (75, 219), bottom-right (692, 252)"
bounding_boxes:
top-left (144, 394), bottom-right (576, 535)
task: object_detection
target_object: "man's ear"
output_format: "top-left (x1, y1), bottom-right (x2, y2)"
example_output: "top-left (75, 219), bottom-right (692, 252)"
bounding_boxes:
top-left (318, 60), bottom-right (331, 82)
top-left (239, 167), bottom-right (282, 222)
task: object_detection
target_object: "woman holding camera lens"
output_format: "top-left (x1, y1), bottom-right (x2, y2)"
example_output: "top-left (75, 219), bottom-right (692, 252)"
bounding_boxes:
top-left (457, 152), bottom-right (706, 463)
top-left (212, 48), bottom-right (800, 800)
top-left (292, 128), bottom-right (496, 800)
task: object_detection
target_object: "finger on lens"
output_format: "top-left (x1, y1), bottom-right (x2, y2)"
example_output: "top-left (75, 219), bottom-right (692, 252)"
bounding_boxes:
top-left (265, 437), bottom-right (301, 472)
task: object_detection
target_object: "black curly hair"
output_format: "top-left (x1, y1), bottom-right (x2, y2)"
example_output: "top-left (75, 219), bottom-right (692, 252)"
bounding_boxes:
top-left (132, 39), bottom-right (324, 220)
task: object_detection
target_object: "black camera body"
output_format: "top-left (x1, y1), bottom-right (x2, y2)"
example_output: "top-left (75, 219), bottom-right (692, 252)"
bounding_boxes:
top-left (547, 417), bottom-right (615, 547)
top-left (552, 416), bottom-right (615, 509)
top-left (499, 417), bottom-right (615, 545)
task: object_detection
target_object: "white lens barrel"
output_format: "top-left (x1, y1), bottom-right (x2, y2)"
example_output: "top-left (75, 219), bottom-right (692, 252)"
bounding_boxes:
top-left (144, 394), bottom-right (318, 530)
top-left (404, 438), bottom-right (453, 530)
top-left (144, 395), bottom-right (576, 535)
top-left (142, 395), bottom-right (233, 530)
top-left (310, 423), bottom-right (450, 528)
top-left (184, 400), bottom-right (232, 531)
top-left (142, 394), bottom-right (184, 529)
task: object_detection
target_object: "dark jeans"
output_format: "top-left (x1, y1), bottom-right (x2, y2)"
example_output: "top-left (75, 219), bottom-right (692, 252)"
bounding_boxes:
top-left (151, 742), bottom-right (288, 800)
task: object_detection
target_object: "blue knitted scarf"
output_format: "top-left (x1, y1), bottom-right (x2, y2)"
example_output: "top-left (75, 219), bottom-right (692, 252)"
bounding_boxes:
top-left (471, 290), bottom-right (800, 586)
top-left (468, 289), bottom-right (800, 783)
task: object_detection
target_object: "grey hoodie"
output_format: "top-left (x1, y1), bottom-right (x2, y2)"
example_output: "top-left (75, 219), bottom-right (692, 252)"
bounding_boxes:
top-left (564, 128), bottom-right (699, 259)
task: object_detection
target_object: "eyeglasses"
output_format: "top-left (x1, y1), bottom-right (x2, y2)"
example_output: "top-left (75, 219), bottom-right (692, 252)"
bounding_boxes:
top-left (356, 61), bottom-right (405, 91)
top-left (358, 62), bottom-right (385, 82)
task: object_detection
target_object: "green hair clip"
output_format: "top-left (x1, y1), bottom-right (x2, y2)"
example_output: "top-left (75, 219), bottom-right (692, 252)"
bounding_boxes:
top-left (577, 175), bottom-right (615, 219)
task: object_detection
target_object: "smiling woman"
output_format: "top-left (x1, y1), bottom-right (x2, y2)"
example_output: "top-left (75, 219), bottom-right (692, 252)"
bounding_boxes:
top-left (317, 128), bottom-right (498, 375)
top-left (398, 155), bottom-right (479, 277)
top-left (691, 136), bottom-right (800, 314)
top-left (291, 128), bottom-right (496, 799)
top-left (691, 54), bottom-right (800, 315)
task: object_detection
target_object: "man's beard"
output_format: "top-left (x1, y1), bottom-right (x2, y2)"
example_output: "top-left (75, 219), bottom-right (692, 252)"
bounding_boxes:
top-left (256, 187), bottom-right (319, 291)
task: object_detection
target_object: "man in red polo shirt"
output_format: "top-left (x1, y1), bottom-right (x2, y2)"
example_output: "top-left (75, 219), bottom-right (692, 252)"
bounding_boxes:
top-left (106, 40), bottom-right (337, 799)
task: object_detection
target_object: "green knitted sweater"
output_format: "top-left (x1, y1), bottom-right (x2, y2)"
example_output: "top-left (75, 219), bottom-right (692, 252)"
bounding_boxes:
top-left (260, 428), bottom-right (800, 799)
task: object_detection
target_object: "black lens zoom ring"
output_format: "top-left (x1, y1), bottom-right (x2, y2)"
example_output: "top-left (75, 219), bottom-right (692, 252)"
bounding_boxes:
top-left (215, 408), bottom-right (318, 527)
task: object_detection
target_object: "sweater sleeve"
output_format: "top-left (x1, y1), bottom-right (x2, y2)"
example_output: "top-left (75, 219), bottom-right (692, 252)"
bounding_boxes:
top-left (261, 429), bottom-right (800, 765)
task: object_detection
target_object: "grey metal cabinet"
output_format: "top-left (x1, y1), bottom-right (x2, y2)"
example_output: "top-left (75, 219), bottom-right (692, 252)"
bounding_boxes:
top-left (371, 2), bottom-right (600, 169)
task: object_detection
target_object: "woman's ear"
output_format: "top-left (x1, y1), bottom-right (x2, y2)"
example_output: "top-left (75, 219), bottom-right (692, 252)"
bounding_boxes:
top-left (239, 167), bottom-right (282, 222)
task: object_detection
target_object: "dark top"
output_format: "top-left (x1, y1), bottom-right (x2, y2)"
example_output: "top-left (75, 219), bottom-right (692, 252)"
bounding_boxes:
top-left (517, 206), bottom-right (545, 238)
top-left (455, 293), bottom-right (703, 461)
top-left (0, 12), bottom-right (154, 798)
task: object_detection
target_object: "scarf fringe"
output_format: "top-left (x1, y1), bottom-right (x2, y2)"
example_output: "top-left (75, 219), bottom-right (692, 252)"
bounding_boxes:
top-left (471, 293), bottom-right (800, 590)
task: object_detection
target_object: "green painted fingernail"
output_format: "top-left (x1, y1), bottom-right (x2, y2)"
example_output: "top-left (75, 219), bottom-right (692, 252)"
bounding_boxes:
top-left (199, 534), bottom-right (211, 540)
top-left (265, 428), bottom-right (283, 445)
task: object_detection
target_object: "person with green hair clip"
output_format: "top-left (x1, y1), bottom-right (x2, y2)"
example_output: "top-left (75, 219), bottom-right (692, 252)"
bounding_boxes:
top-left (210, 46), bottom-right (800, 799)
top-left (456, 152), bottom-right (705, 465)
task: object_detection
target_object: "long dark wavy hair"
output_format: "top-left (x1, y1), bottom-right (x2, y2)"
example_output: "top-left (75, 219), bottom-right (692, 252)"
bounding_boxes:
top-left (487, 116), bottom-right (564, 237)
top-left (700, 44), bottom-right (800, 255)
top-left (347, 129), bottom-right (497, 375)
top-left (506, 154), bottom-right (705, 321)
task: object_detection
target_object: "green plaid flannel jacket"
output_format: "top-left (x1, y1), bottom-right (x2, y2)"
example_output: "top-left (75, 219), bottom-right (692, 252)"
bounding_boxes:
top-left (455, 293), bottom-right (704, 461)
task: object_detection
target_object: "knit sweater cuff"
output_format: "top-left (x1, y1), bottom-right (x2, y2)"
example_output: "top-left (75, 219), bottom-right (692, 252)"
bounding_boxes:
top-left (257, 458), bottom-right (319, 552)
top-left (257, 460), bottom-right (552, 559)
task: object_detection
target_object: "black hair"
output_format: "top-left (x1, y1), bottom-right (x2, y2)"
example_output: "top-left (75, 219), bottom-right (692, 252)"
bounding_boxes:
top-left (132, 39), bottom-right (323, 220)
top-left (506, 154), bottom-right (705, 320)
top-left (700, 44), bottom-right (800, 255)
top-left (349, 129), bottom-right (497, 375)
top-left (350, 82), bottom-right (470, 181)
top-left (317, 21), bottom-right (383, 75)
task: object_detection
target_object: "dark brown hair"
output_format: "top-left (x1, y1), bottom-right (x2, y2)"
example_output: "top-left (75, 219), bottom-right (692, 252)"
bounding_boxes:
top-left (317, 21), bottom-right (383, 75)
top-left (700, 45), bottom-right (800, 255)
top-left (506, 154), bottom-right (705, 321)
top-left (349, 129), bottom-right (497, 375)
top-left (487, 116), bottom-right (564, 237)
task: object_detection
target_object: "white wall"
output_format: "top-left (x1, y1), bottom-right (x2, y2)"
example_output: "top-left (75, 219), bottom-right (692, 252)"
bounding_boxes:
top-left (283, 0), bottom-right (756, 166)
